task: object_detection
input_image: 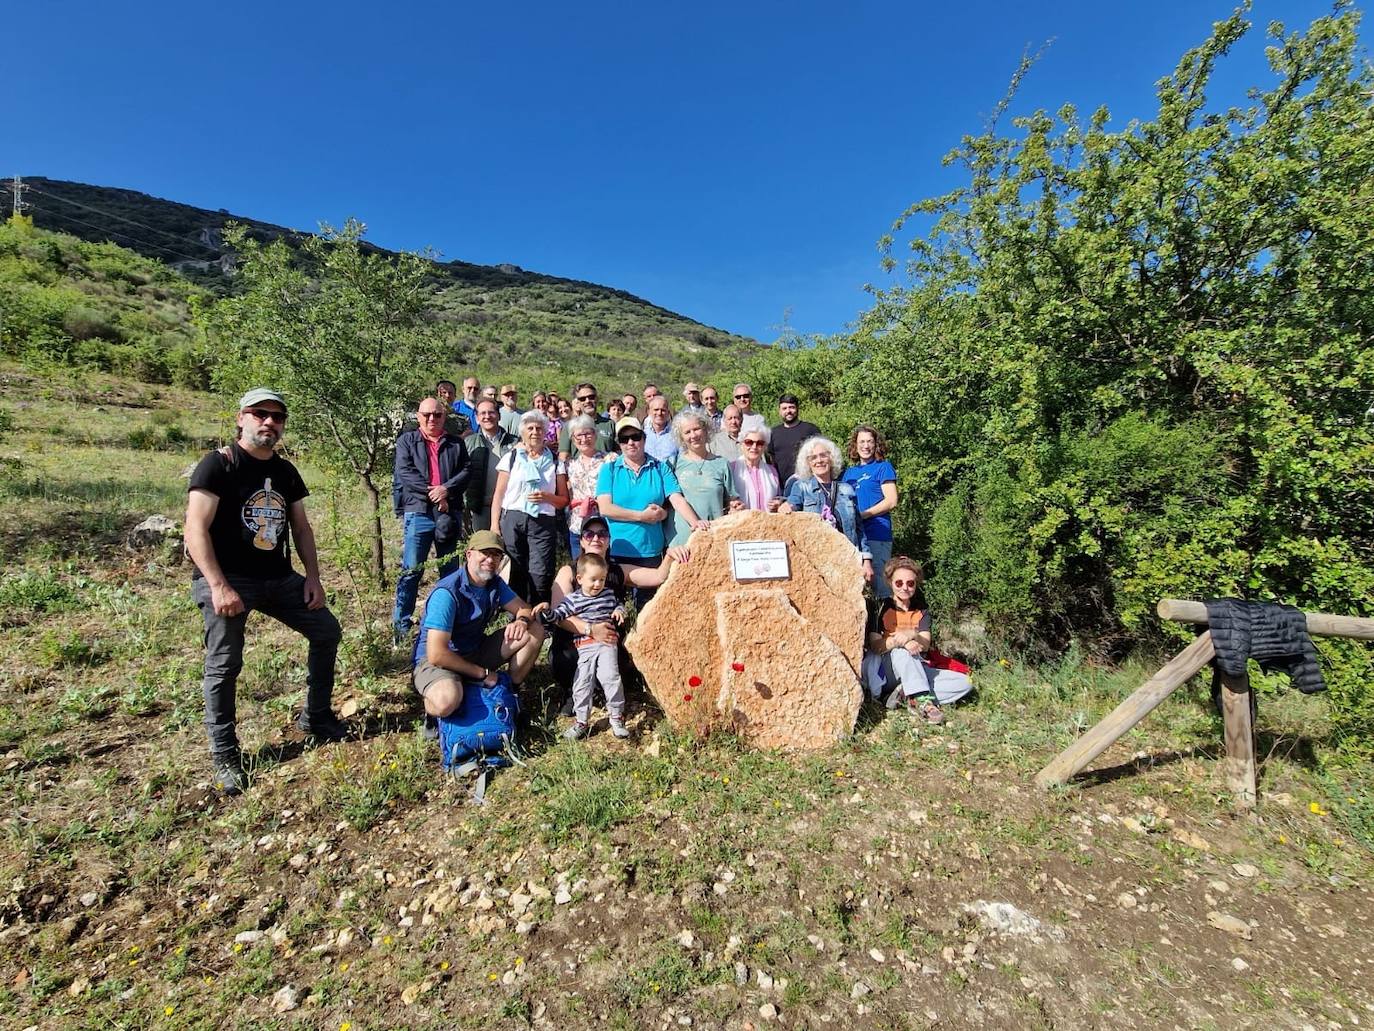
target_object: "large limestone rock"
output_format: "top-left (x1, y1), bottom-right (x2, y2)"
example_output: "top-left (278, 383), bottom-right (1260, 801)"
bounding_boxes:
top-left (626, 509), bottom-right (866, 751)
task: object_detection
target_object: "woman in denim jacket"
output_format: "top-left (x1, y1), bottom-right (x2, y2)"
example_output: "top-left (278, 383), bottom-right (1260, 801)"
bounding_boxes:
top-left (780, 436), bottom-right (874, 586)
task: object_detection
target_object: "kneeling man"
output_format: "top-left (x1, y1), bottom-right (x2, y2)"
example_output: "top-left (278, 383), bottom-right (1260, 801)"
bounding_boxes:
top-left (412, 529), bottom-right (545, 716)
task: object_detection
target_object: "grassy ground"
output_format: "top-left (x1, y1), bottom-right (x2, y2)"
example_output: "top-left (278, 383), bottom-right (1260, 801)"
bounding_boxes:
top-left (1, 367), bottom-right (1371, 1030)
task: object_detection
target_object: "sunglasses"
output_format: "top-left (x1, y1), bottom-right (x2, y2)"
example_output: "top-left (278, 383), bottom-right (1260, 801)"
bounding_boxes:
top-left (618, 432), bottom-right (645, 443)
top-left (419, 411), bottom-right (446, 420)
top-left (244, 408), bottom-right (287, 424)
top-left (577, 394), bottom-right (597, 402)
top-left (742, 439), bottom-right (766, 447)
top-left (734, 393), bottom-right (751, 400)
top-left (581, 529), bottom-right (608, 540)
top-left (892, 579), bottom-right (918, 588)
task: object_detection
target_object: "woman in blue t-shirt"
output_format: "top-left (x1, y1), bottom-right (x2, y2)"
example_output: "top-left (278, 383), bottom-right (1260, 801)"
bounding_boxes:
top-left (841, 425), bottom-right (898, 598)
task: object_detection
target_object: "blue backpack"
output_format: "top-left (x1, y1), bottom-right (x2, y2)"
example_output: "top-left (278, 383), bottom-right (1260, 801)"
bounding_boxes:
top-left (438, 673), bottom-right (520, 771)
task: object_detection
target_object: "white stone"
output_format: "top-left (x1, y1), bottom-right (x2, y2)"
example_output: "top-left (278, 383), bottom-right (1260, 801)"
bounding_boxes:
top-left (272, 985), bottom-right (300, 1012)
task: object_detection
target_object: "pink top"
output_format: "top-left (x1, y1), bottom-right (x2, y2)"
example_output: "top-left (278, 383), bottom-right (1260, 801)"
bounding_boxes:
top-left (730, 458), bottom-right (781, 511)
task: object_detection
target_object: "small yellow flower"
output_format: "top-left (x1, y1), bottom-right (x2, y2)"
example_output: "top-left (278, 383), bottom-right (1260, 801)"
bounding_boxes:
top-left (1278, 834), bottom-right (1288, 844)
top-left (203, 976), bottom-right (214, 986)
top-left (129, 945), bottom-right (141, 954)
top-left (1310, 802), bottom-right (1328, 816)
top-left (340, 1023), bottom-right (352, 1031)
top-left (440, 961), bottom-right (449, 971)
top-left (835, 770), bottom-right (845, 778)
top-left (339, 962), bottom-right (350, 973)
top-left (722, 777), bottom-right (730, 785)
top-left (164, 1005), bottom-right (175, 1017)
top-left (175, 945), bottom-right (186, 956)
top-left (999, 658), bottom-right (1011, 668)
top-left (382, 935), bottom-right (393, 945)
top-left (488, 972), bottom-right (499, 982)
top-left (129, 959), bottom-right (139, 967)
top-left (651, 982), bottom-right (661, 993)
top-left (233, 943), bottom-right (244, 953)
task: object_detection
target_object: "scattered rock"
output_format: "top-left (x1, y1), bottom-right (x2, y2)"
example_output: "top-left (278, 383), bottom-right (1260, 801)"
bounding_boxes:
top-left (756, 969), bottom-right (774, 991)
top-left (735, 961), bottom-right (748, 986)
top-left (78, 892), bottom-right (99, 908)
top-left (961, 901), bottom-right (1065, 942)
top-left (554, 886), bottom-right (572, 906)
top-left (127, 515), bottom-right (181, 550)
top-left (758, 1002), bottom-right (778, 1022)
top-left (1231, 957), bottom-right (1250, 972)
top-left (1207, 912), bottom-right (1254, 940)
top-left (868, 948), bottom-right (885, 963)
top-left (272, 985), bottom-right (300, 1012)
top-left (67, 975), bottom-right (90, 997)
top-left (1231, 863), bottom-right (1259, 879)
top-left (401, 983), bottom-right (423, 1006)
top-left (1171, 829), bottom-right (1212, 851)
top-left (1116, 893), bottom-right (1137, 910)
top-left (676, 929), bottom-right (696, 949)
top-left (1208, 880), bottom-right (1230, 894)
top-left (851, 981), bottom-right (871, 999)
top-left (234, 930), bottom-right (265, 945)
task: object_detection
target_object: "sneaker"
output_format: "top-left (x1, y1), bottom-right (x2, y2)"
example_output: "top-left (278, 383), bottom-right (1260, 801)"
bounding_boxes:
top-left (297, 711), bottom-right (350, 742)
top-left (562, 721), bottom-right (589, 741)
top-left (910, 697), bottom-right (945, 725)
top-left (609, 717), bottom-right (630, 739)
top-left (558, 695), bottom-right (576, 718)
top-left (422, 715), bottom-right (439, 741)
top-left (883, 686), bottom-right (905, 710)
top-left (212, 754), bottom-right (248, 796)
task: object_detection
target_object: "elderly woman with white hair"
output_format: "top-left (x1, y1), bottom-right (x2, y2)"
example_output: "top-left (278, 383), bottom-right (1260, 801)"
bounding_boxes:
top-left (780, 435), bottom-right (873, 584)
top-left (667, 410), bottom-right (740, 546)
top-left (563, 413), bottom-right (610, 559)
top-left (490, 409), bottom-right (569, 605)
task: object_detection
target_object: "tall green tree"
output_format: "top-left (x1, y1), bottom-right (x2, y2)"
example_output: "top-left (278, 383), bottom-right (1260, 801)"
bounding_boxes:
top-left (204, 220), bottom-right (436, 581)
top-left (749, 4), bottom-right (1374, 740)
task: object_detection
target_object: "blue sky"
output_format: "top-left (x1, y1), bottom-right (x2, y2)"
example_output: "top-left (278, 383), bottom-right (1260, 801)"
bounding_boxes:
top-left (12, 1), bottom-right (1345, 341)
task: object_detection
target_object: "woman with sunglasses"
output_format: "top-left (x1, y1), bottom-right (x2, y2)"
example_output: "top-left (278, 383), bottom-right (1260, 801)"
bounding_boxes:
top-left (862, 556), bottom-right (971, 723)
top-left (779, 436), bottom-right (874, 585)
top-left (547, 516), bottom-right (690, 716)
top-left (490, 410), bottom-right (569, 606)
top-left (730, 427), bottom-right (782, 511)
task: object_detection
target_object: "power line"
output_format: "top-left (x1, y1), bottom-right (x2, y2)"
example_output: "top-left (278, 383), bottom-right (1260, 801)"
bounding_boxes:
top-left (26, 201), bottom-right (214, 265)
top-left (26, 184), bottom-right (222, 254)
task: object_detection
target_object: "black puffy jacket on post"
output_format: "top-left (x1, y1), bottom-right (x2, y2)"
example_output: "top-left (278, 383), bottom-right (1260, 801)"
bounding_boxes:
top-left (1204, 598), bottom-right (1326, 694)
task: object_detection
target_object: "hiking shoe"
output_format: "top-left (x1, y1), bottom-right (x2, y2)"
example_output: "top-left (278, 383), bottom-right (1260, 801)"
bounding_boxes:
top-left (297, 711), bottom-right (350, 742)
top-left (910, 697), bottom-right (945, 725)
top-left (562, 721), bottom-right (589, 741)
top-left (609, 717), bottom-right (630, 739)
top-left (558, 695), bottom-right (576, 718)
top-left (212, 754), bottom-right (248, 796)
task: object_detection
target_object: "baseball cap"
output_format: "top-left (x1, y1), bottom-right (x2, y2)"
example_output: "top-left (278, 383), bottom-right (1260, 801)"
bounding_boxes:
top-left (239, 387), bottom-right (287, 411)
top-left (615, 417), bottom-right (644, 435)
top-left (467, 529), bottom-right (507, 555)
top-left (580, 515), bottom-right (610, 537)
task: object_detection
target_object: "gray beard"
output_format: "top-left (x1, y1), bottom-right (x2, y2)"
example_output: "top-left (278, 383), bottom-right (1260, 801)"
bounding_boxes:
top-left (469, 567), bottom-right (494, 585)
top-left (244, 428), bottom-right (277, 450)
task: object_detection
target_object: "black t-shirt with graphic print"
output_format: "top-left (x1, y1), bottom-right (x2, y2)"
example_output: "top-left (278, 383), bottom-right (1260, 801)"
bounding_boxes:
top-left (187, 443), bottom-right (309, 581)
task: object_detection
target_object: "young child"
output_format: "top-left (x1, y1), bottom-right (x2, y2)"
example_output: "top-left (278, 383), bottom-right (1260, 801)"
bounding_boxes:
top-left (536, 553), bottom-right (629, 739)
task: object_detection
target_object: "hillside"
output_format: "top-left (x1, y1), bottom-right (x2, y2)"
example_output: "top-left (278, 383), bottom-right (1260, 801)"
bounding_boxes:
top-left (8, 177), bottom-right (756, 389)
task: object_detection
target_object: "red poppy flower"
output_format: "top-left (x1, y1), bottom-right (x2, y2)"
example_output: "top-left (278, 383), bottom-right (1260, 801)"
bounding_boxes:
top-left (731, 662), bottom-right (745, 672)
top-left (688, 675), bottom-right (702, 687)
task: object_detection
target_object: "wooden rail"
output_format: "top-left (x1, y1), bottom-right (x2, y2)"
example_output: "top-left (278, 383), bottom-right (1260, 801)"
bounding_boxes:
top-left (1037, 598), bottom-right (1373, 808)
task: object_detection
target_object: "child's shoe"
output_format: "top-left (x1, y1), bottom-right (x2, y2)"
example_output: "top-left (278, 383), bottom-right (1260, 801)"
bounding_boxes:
top-left (609, 716), bottom-right (630, 739)
top-left (562, 721), bottom-right (589, 741)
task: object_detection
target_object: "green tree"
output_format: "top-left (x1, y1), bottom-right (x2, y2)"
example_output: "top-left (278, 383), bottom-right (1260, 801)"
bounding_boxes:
top-left (204, 220), bottom-right (436, 581)
top-left (749, 5), bottom-right (1374, 741)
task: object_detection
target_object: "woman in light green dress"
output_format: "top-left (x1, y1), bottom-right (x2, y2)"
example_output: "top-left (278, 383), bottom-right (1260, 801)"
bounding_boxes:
top-left (667, 410), bottom-right (740, 546)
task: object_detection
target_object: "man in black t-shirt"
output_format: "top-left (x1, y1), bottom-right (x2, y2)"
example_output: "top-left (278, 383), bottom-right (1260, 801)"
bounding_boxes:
top-left (767, 393), bottom-right (821, 487)
top-left (185, 388), bottom-right (346, 795)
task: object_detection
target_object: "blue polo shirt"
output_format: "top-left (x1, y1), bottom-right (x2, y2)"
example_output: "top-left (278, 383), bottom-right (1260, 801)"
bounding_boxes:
top-left (452, 399), bottom-right (480, 434)
top-left (596, 455), bottom-right (682, 560)
top-left (841, 459), bottom-right (897, 542)
top-left (413, 566), bottom-right (517, 666)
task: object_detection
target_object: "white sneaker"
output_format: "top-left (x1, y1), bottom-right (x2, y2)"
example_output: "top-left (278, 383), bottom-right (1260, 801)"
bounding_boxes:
top-left (609, 717), bottom-right (630, 739)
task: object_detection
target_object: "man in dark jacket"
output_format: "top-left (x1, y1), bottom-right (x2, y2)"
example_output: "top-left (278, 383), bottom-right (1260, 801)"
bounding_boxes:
top-left (392, 396), bottom-right (471, 644)
top-left (465, 399), bottom-right (517, 533)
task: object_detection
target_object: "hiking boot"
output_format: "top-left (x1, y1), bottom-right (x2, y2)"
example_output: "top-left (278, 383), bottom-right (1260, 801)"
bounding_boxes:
top-left (212, 754), bottom-right (248, 796)
top-left (562, 721), bottom-right (589, 741)
top-left (297, 711), bottom-right (350, 742)
top-left (910, 697), bottom-right (945, 725)
top-left (609, 716), bottom-right (630, 739)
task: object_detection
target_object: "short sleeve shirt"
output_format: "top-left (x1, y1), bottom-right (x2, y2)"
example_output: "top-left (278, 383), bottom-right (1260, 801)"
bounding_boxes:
top-left (596, 455), bottom-right (682, 560)
top-left (667, 453), bottom-right (735, 546)
top-left (415, 567), bottom-right (518, 664)
top-left (867, 598), bottom-right (931, 638)
top-left (187, 444), bottom-right (308, 580)
top-left (842, 459), bottom-right (897, 542)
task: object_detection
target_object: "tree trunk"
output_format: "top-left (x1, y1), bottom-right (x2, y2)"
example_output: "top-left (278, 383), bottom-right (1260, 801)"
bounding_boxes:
top-left (360, 472), bottom-right (385, 587)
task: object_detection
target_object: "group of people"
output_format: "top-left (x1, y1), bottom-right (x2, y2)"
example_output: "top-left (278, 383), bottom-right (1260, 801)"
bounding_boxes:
top-left (184, 380), bottom-right (972, 794)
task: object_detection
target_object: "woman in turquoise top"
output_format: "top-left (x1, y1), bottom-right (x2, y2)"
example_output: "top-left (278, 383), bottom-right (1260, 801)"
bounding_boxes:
top-left (667, 411), bottom-right (739, 546)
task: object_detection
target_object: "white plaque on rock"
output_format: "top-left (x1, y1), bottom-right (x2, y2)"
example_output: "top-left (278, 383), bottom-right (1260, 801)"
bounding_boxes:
top-left (729, 540), bottom-right (790, 581)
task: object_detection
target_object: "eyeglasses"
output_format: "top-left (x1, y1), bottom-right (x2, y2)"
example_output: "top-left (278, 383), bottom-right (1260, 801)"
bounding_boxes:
top-left (581, 529), bottom-right (608, 540)
top-left (892, 579), bottom-right (918, 588)
top-left (245, 408), bottom-right (287, 424)
top-left (702, 396), bottom-right (717, 402)
top-left (419, 411), bottom-right (446, 420)
top-left (577, 394), bottom-right (596, 403)
top-left (742, 439), bottom-right (766, 447)
top-left (734, 393), bottom-right (751, 400)
top-left (809, 454), bottom-right (830, 463)
top-left (618, 432), bottom-right (645, 443)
